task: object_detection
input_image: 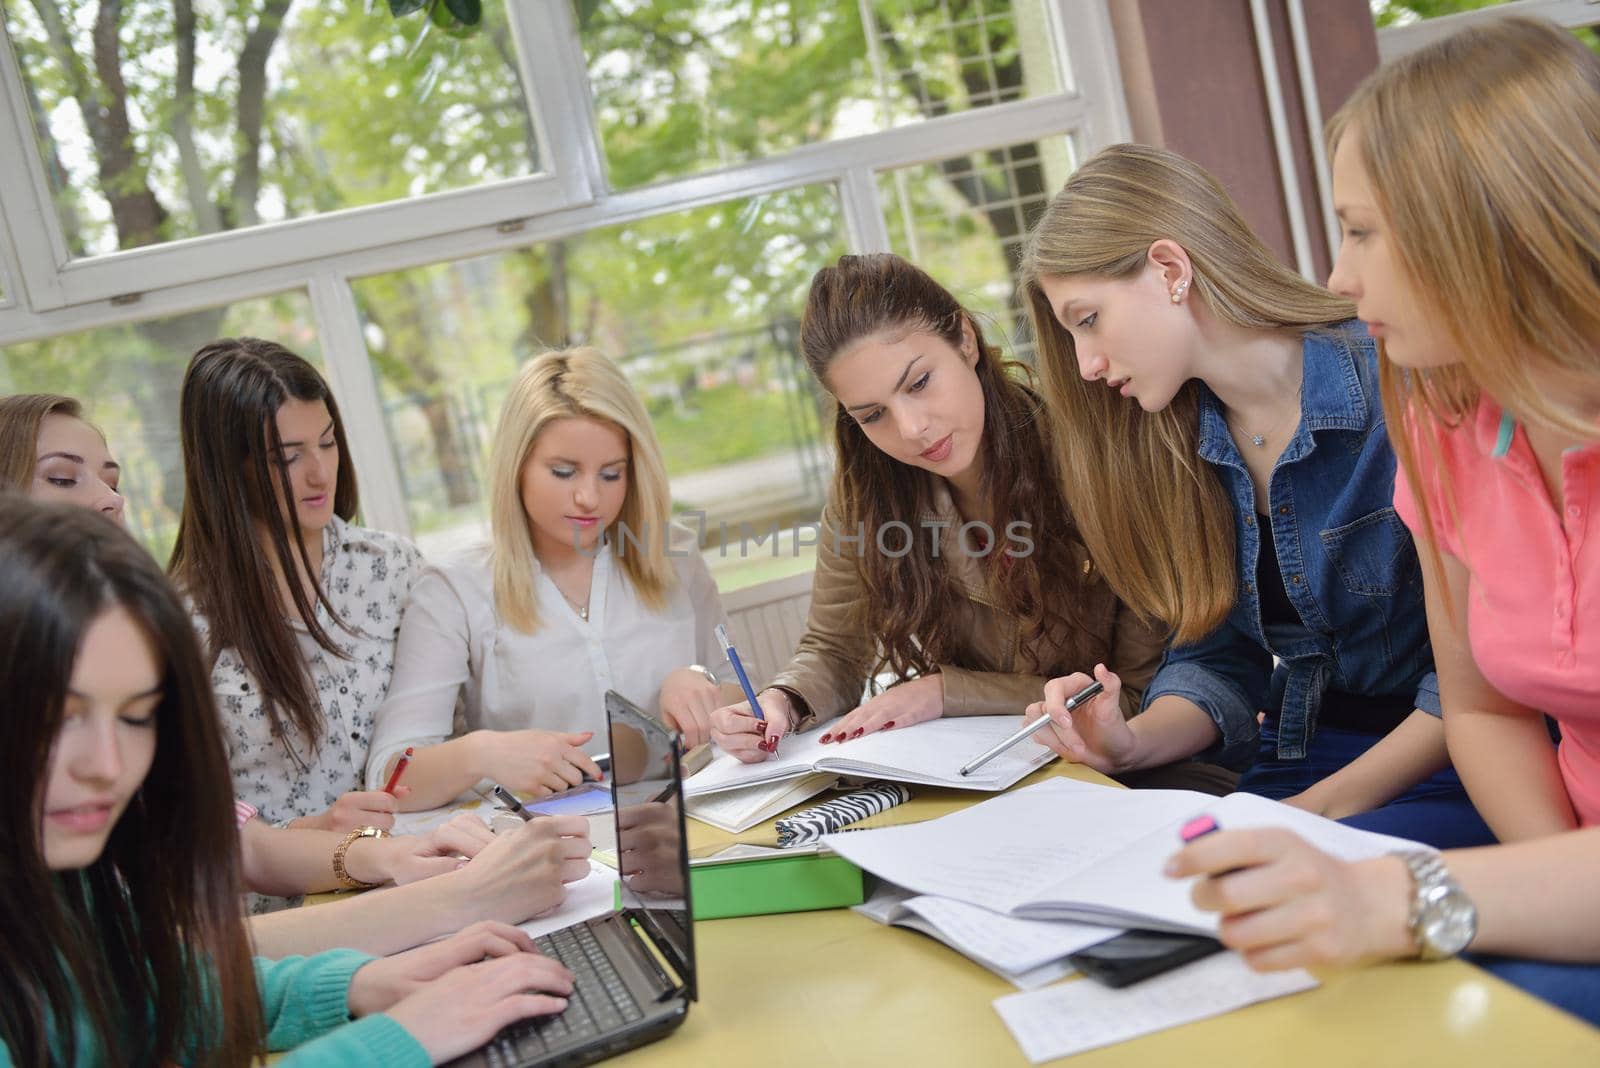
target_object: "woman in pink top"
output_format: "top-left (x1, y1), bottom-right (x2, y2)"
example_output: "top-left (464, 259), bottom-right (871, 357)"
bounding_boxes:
top-left (1166, 17), bottom-right (1600, 1025)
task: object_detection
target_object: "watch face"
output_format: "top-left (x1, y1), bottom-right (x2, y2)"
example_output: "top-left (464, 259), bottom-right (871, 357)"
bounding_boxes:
top-left (1422, 887), bottom-right (1478, 956)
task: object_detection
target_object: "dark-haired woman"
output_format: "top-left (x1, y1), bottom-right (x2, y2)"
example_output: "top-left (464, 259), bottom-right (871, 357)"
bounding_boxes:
top-left (707, 254), bottom-right (1200, 785)
top-left (169, 338), bottom-right (422, 855)
top-left (0, 500), bottom-right (573, 1066)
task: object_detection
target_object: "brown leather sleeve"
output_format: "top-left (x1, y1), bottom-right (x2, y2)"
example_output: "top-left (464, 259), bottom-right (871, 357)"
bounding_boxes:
top-left (763, 503), bottom-right (875, 732)
top-left (938, 664), bottom-right (1048, 717)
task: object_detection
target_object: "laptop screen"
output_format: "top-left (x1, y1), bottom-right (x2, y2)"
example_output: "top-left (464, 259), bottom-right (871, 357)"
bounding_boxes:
top-left (605, 690), bottom-right (696, 1001)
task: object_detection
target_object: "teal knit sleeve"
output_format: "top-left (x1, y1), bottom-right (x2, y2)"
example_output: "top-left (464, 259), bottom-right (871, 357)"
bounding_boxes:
top-left (274, 1014), bottom-right (430, 1068)
top-left (255, 952), bottom-right (428, 1066)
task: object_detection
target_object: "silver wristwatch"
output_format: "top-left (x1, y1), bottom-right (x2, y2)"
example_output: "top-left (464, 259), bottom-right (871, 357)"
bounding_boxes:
top-left (1399, 850), bottom-right (1478, 960)
top-left (687, 663), bottom-right (720, 687)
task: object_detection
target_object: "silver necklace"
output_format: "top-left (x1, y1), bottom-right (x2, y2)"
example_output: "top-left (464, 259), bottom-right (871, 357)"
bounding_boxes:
top-left (1229, 394), bottom-right (1301, 448)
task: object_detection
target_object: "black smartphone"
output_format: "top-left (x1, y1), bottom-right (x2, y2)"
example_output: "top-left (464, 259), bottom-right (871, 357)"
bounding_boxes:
top-left (1066, 929), bottom-right (1224, 988)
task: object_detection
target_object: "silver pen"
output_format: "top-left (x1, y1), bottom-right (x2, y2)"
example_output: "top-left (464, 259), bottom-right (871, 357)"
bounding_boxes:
top-left (958, 679), bottom-right (1105, 777)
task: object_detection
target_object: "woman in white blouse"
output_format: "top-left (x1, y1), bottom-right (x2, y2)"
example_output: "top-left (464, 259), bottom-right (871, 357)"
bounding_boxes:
top-left (367, 346), bottom-right (737, 810)
top-left (170, 338), bottom-right (423, 837)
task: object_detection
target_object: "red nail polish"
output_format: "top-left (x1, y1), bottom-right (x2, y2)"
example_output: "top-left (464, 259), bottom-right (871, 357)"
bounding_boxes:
top-left (820, 734), bottom-right (832, 744)
top-left (881, 721), bottom-right (896, 731)
top-left (851, 728), bottom-right (865, 739)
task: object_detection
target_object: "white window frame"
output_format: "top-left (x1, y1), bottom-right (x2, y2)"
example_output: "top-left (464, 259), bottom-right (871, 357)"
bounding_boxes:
top-left (0, 0), bottom-right (1131, 540)
top-left (0, 0), bottom-right (601, 310)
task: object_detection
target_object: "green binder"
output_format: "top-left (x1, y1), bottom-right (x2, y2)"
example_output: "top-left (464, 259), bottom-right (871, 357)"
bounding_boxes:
top-left (614, 848), bottom-right (865, 920)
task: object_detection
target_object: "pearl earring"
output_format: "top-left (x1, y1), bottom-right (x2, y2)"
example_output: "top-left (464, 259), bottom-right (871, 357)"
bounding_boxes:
top-left (1171, 280), bottom-right (1189, 304)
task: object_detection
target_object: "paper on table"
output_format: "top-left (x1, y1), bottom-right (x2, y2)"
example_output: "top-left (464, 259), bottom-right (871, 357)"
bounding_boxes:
top-left (900, 895), bottom-right (1121, 976)
top-left (823, 777), bottom-right (1192, 914)
top-left (391, 799), bottom-right (489, 837)
top-left (517, 860), bottom-right (618, 940)
top-left (854, 882), bottom-right (1119, 990)
top-left (825, 778), bottom-right (1425, 934)
top-left (993, 953), bottom-right (1319, 1063)
top-left (684, 772), bottom-right (837, 832)
top-left (686, 715), bottom-right (1055, 797)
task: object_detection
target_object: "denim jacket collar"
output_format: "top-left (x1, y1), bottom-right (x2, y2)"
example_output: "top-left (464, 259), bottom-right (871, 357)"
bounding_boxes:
top-left (1195, 327), bottom-right (1370, 468)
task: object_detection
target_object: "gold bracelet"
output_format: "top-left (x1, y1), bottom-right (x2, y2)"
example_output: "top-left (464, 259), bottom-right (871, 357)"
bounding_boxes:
top-left (332, 826), bottom-right (388, 890)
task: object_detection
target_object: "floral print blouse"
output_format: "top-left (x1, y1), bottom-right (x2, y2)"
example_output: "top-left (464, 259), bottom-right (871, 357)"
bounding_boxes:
top-left (198, 516), bottom-right (423, 829)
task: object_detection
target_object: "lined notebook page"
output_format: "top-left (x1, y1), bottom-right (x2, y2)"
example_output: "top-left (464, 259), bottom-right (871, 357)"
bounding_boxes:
top-left (686, 715), bottom-right (1056, 797)
top-left (993, 954), bottom-right (1318, 1062)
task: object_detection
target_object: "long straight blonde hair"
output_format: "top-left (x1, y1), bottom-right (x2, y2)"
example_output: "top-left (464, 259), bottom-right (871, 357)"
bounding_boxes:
top-left (488, 347), bottom-right (675, 633)
top-left (1329, 17), bottom-right (1600, 569)
top-left (1020, 144), bottom-right (1353, 643)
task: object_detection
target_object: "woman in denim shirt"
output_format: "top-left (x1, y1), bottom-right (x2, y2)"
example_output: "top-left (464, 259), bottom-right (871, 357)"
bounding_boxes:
top-left (1013, 144), bottom-right (1491, 849)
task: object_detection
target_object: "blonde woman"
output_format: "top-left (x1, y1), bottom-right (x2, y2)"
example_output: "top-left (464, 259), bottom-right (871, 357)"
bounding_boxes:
top-left (367, 347), bottom-right (736, 810)
top-left (1017, 144), bottom-right (1491, 849)
top-left (1171, 18), bottom-right (1600, 1024)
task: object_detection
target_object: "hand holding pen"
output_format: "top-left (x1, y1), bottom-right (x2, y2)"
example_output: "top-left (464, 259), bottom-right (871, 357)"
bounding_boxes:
top-left (707, 623), bottom-right (795, 762)
top-left (1020, 664), bottom-right (1134, 774)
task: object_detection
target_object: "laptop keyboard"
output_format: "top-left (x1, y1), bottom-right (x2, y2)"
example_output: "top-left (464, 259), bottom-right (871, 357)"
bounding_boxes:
top-left (483, 923), bottom-right (647, 1067)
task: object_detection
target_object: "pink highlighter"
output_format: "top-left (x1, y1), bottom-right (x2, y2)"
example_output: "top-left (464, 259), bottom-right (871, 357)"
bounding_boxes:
top-left (1180, 813), bottom-right (1221, 843)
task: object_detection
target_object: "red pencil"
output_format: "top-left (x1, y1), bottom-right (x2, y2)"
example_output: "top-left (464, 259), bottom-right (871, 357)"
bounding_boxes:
top-left (383, 746), bottom-right (415, 795)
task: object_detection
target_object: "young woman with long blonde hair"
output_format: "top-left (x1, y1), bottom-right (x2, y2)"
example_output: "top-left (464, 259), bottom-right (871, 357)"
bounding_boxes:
top-left (1171, 17), bottom-right (1600, 1023)
top-left (367, 347), bottom-right (736, 810)
top-left (1018, 143), bottom-right (1490, 848)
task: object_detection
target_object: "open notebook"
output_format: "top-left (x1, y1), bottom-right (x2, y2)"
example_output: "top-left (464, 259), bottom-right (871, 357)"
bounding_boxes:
top-left (856, 882), bottom-right (1119, 990)
top-left (823, 777), bottom-right (1426, 935)
top-left (684, 772), bottom-right (839, 833)
top-left (684, 715), bottom-right (1056, 799)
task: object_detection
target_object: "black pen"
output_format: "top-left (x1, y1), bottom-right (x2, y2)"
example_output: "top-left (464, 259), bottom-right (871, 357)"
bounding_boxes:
top-left (491, 783), bottom-right (538, 820)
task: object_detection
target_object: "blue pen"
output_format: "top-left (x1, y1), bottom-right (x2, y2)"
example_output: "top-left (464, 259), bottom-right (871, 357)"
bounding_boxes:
top-left (715, 623), bottom-right (771, 744)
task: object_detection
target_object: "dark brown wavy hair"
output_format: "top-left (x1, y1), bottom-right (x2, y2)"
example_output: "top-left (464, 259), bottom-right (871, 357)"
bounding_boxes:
top-left (800, 253), bottom-right (1088, 679)
top-left (0, 500), bottom-right (261, 1067)
top-left (168, 338), bottom-right (359, 759)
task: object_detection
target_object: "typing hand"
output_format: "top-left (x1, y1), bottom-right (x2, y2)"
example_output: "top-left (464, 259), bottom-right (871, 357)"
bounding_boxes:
top-left (1023, 664), bottom-right (1134, 773)
top-left (378, 951), bottom-right (574, 1064)
top-left (709, 689), bottom-right (796, 763)
top-left (1165, 827), bottom-right (1416, 971)
top-left (657, 667), bottom-right (720, 749)
top-left (489, 729), bottom-right (604, 796)
top-left (455, 814), bottom-right (593, 921)
top-left (347, 920), bottom-right (566, 1019)
top-left (822, 674), bottom-right (944, 745)
top-left (294, 789), bottom-right (401, 833)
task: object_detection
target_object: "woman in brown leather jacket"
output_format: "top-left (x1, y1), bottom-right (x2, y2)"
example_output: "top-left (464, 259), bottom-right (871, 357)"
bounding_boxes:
top-left (709, 253), bottom-right (1174, 770)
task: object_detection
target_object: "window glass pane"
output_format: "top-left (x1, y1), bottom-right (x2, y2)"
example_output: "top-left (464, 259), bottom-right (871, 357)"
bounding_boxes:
top-left (880, 134), bottom-right (1077, 363)
top-left (0, 292), bottom-right (320, 559)
top-left (353, 184), bottom-right (847, 590)
top-left (3, 2), bottom-right (539, 259)
top-left (579, 0), bottom-right (1069, 189)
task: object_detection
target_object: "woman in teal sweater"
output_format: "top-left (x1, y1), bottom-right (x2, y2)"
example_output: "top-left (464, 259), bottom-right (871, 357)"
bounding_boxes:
top-left (0, 499), bottom-right (574, 1067)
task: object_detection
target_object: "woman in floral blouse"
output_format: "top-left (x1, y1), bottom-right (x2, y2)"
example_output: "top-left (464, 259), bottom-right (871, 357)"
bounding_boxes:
top-left (169, 337), bottom-right (422, 846)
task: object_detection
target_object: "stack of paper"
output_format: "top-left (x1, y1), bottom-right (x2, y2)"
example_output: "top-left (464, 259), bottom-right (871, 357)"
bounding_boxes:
top-left (822, 777), bottom-right (1424, 934)
top-left (684, 771), bottom-right (838, 833)
top-left (855, 883), bottom-right (1120, 989)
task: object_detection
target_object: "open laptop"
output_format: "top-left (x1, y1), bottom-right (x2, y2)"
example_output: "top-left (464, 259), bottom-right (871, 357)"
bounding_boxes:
top-left (450, 690), bottom-right (697, 1067)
